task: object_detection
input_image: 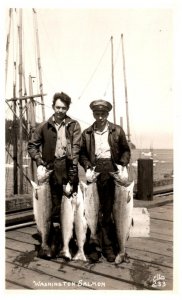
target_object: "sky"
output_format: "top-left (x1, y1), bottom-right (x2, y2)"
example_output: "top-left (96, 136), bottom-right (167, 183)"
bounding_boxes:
top-left (4, 1), bottom-right (176, 149)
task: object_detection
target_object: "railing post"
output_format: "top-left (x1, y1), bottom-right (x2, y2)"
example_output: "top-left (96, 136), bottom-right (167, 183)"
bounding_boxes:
top-left (137, 159), bottom-right (153, 200)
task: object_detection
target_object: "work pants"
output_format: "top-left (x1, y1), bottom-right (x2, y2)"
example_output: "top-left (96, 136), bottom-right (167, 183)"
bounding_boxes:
top-left (95, 159), bottom-right (117, 253)
top-left (49, 157), bottom-right (68, 222)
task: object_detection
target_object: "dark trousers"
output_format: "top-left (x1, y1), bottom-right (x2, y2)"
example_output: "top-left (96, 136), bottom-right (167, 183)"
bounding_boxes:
top-left (49, 157), bottom-right (68, 222)
top-left (95, 159), bottom-right (117, 252)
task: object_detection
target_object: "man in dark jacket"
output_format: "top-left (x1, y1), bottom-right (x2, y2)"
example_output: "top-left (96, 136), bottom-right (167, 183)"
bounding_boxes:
top-left (79, 99), bottom-right (130, 262)
top-left (28, 92), bottom-right (81, 258)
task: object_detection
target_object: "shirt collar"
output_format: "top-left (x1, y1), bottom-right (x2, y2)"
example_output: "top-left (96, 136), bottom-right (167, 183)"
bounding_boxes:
top-left (52, 115), bottom-right (65, 126)
top-left (94, 122), bottom-right (109, 133)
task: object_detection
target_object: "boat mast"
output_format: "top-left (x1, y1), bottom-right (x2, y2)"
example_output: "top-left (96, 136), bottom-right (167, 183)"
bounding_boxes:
top-left (111, 36), bottom-right (116, 124)
top-left (121, 34), bottom-right (131, 143)
top-left (33, 8), bottom-right (45, 121)
top-left (13, 61), bottom-right (18, 194)
top-left (18, 9), bottom-right (24, 194)
top-left (5, 9), bottom-right (12, 89)
top-left (29, 75), bottom-right (37, 182)
top-left (6, 9), bottom-right (18, 194)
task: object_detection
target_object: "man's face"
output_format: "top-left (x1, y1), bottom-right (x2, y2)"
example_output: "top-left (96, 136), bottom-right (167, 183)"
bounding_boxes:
top-left (93, 110), bottom-right (108, 126)
top-left (53, 99), bottom-right (68, 120)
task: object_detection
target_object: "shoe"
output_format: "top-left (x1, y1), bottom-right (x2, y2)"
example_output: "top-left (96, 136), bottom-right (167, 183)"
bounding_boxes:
top-left (103, 248), bottom-right (115, 262)
top-left (106, 252), bottom-right (115, 262)
top-left (38, 247), bottom-right (52, 260)
top-left (89, 250), bottom-right (101, 263)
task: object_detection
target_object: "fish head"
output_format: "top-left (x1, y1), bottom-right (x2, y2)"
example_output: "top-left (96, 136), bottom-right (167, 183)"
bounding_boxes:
top-left (63, 182), bottom-right (73, 196)
top-left (109, 165), bottom-right (128, 185)
top-left (86, 167), bottom-right (100, 183)
top-left (38, 169), bottom-right (53, 184)
top-left (109, 172), bottom-right (127, 185)
top-left (75, 184), bottom-right (84, 206)
top-left (92, 169), bottom-right (100, 182)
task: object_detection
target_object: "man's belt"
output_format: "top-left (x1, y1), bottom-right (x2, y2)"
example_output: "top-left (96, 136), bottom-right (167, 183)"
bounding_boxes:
top-left (54, 155), bottom-right (66, 161)
top-left (95, 158), bottom-right (117, 173)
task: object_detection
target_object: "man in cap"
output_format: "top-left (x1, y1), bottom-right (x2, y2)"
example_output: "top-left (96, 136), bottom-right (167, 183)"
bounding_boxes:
top-left (79, 99), bottom-right (131, 262)
top-left (28, 92), bottom-right (81, 258)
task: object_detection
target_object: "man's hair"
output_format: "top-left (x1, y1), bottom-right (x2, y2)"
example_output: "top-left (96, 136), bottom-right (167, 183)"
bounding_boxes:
top-left (52, 92), bottom-right (71, 108)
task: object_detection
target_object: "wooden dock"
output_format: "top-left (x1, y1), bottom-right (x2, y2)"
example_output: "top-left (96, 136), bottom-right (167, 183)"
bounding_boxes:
top-left (5, 197), bottom-right (173, 290)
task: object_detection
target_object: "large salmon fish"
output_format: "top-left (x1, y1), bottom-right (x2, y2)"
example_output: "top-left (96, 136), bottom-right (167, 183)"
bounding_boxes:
top-left (73, 185), bottom-right (87, 261)
top-left (111, 171), bottom-right (134, 264)
top-left (80, 177), bottom-right (100, 244)
top-left (60, 184), bottom-right (87, 261)
top-left (31, 168), bottom-right (53, 258)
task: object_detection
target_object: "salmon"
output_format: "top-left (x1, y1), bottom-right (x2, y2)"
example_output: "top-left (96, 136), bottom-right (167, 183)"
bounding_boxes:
top-left (111, 171), bottom-right (134, 264)
top-left (80, 176), bottom-right (100, 243)
top-left (60, 192), bottom-right (75, 260)
top-left (31, 169), bottom-right (53, 258)
top-left (115, 165), bottom-right (129, 185)
top-left (60, 185), bottom-right (87, 261)
top-left (73, 185), bottom-right (87, 261)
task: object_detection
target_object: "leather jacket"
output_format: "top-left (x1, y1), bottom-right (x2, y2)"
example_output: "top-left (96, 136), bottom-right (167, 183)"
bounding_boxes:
top-left (28, 115), bottom-right (81, 166)
top-left (79, 121), bottom-right (131, 170)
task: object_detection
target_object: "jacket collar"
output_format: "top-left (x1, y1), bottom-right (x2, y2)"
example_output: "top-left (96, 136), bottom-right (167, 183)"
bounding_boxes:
top-left (86, 121), bottom-right (116, 134)
top-left (48, 115), bottom-right (75, 127)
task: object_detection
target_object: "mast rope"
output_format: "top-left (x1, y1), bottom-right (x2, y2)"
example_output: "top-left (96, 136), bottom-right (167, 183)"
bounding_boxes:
top-left (103, 37), bottom-right (121, 97)
top-left (6, 147), bottom-right (31, 185)
top-left (5, 100), bottom-right (29, 136)
top-left (77, 38), bottom-right (110, 100)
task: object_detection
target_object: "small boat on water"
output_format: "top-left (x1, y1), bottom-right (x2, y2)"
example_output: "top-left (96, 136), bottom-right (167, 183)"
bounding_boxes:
top-left (141, 151), bottom-right (152, 157)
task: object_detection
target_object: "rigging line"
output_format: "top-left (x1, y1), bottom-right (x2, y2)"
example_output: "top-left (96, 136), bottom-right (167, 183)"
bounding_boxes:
top-left (103, 37), bottom-right (121, 97)
top-left (5, 100), bottom-right (29, 136)
top-left (41, 102), bottom-right (91, 125)
top-left (5, 103), bottom-right (13, 114)
top-left (5, 127), bottom-right (15, 188)
top-left (22, 100), bottom-right (32, 116)
top-left (77, 38), bottom-right (110, 100)
top-left (5, 147), bottom-right (32, 184)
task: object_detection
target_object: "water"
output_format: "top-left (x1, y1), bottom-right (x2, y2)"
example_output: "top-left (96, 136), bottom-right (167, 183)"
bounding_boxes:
top-left (129, 148), bottom-right (173, 184)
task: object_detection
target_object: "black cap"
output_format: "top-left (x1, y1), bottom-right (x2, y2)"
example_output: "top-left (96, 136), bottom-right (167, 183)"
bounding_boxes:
top-left (90, 100), bottom-right (112, 112)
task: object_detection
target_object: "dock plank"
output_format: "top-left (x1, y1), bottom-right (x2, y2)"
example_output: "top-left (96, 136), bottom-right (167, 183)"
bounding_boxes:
top-left (149, 231), bottom-right (173, 242)
top-left (6, 229), bottom-right (173, 259)
top-left (126, 237), bottom-right (172, 257)
top-left (149, 219), bottom-right (173, 235)
top-left (6, 261), bottom-right (87, 290)
top-left (6, 248), bottom-right (138, 290)
top-left (150, 212), bottom-right (173, 222)
top-left (5, 200), bottom-right (173, 290)
top-left (6, 279), bottom-right (31, 290)
top-left (6, 236), bottom-right (172, 290)
top-left (125, 247), bottom-right (173, 268)
top-left (6, 229), bottom-right (173, 268)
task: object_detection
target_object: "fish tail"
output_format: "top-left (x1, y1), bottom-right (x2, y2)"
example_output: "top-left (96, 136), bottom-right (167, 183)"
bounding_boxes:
top-left (115, 252), bottom-right (130, 264)
top-left (59, 248), bottom-right (72, 260)
top-left (73, 250), bottom-right (87, 261)
top-left (115, 252), bottom-right (125, 264)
